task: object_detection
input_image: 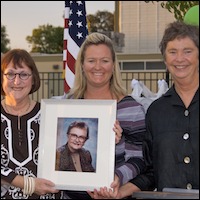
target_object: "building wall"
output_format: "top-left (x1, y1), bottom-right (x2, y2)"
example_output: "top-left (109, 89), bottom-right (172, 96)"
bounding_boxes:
top-left (31, 53), bottom-right (166, 73)
top-left (31, 53), bottom-right (63, 72)
top-left (117, 1), bottom-right (175, 54)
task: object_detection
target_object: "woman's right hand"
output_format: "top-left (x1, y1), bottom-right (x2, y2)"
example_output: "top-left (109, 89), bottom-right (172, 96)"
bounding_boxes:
top-left (34, 178), bottom-right (59, 195)
top-left (87, 175), bottom-right (121, 199)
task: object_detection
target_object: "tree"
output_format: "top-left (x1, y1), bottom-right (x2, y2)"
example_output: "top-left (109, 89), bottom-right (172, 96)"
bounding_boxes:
top-left (87, 11), bottom-right (114, 32)
top-left (26, 24), bottom-right (63, 53)
top-left (145, 1), bottom-right (199, 20)
top-left (87, 11), bottom-right (124, 52)
top-left (1, 24), bottom-right (10, 53)
top-left (26, 11), bottom-right (114, 54)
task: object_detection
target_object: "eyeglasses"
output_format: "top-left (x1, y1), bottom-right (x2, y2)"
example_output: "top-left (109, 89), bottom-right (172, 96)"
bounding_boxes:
top-left (4, 73), bottom-right (32, 80)
top-left (69, 133), bottom-right (87, 142)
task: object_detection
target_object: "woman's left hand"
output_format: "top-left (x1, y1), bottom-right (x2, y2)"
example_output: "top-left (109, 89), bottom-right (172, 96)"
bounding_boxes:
top-left (113, 120), bottom-right (122, 144)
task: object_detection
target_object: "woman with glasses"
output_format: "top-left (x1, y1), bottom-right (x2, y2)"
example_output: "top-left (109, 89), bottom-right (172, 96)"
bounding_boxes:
top-left (1, 49), bottom-right (61, 199)
top-left (55, 121), bottom-right (95, 172)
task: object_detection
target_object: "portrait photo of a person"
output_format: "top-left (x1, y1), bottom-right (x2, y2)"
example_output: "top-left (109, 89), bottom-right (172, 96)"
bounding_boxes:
top-left (55, 119), bottom-right (97, 173)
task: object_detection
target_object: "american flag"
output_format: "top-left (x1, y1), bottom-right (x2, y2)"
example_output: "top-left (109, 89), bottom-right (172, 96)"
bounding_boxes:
top-left (63, 1), bottom-right (88, 93)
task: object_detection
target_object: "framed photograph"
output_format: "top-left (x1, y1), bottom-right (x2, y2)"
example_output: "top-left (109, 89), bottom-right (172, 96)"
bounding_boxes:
top-left (37, 99), bottom-right (117, 191)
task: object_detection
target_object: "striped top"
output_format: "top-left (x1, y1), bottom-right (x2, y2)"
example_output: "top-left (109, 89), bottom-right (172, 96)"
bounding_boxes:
top-left (115, 95), bottom-right (146, 185)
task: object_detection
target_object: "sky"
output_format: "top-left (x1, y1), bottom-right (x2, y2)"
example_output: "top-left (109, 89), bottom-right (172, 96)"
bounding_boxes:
top-left (1, 1), bottom-right (115, 51)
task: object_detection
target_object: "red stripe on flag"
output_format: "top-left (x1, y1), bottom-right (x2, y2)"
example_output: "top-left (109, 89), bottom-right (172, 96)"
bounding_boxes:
top-left (66, 52), bottom-right (75, 74)
top-left (63, 40), bottom-right (67, 52)
top-left (65, 19), bottom-right (69, 28)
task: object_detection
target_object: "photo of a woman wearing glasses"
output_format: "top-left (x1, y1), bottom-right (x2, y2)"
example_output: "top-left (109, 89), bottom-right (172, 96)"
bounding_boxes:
top-left (55, 120), bottom-right (96, 173)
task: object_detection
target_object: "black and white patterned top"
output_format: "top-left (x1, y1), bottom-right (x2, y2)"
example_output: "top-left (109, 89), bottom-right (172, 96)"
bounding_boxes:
top-left (1, 102), bottom-right (61, 199)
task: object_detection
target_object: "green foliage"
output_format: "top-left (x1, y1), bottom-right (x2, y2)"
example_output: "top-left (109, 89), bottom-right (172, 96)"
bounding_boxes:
top-left (87, 11), bottom-right (114, 32)
top-left (26, 11), bottom-right (114, 53)
top-left (1, 24), bottom-right (10, 53)
top-left (26, 24), bottom-right (63, 53)
top-left (145, 1), bottom-right (199, 20)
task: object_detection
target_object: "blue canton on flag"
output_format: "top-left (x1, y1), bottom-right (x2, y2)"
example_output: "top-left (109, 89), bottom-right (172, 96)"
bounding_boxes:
top-left (67, 1), bottom-right (88, 46)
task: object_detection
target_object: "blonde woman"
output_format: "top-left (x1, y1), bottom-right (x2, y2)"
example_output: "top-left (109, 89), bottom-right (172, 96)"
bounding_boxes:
top-left (64, 32), bottom-right (147, 199)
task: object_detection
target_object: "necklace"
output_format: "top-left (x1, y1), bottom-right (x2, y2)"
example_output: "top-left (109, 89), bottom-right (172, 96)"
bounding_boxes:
top-left (3, 99), bottom-right (31, 116)
top-left (3, 99), bottom-right (31, 146)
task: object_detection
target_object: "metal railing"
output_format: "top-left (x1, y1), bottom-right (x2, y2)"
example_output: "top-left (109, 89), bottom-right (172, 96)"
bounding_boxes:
top-left (30, 71), bottom-right (172, 102)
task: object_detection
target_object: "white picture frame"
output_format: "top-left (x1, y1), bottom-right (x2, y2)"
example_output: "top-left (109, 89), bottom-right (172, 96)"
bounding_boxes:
top-left (37, 99), bottom-right (116, 191)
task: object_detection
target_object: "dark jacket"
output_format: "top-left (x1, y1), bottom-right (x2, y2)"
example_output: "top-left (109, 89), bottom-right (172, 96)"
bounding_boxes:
top-left (130, 86), bottom-right (199, 191)
top-left (55, 143), bottom-right (95, 172)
